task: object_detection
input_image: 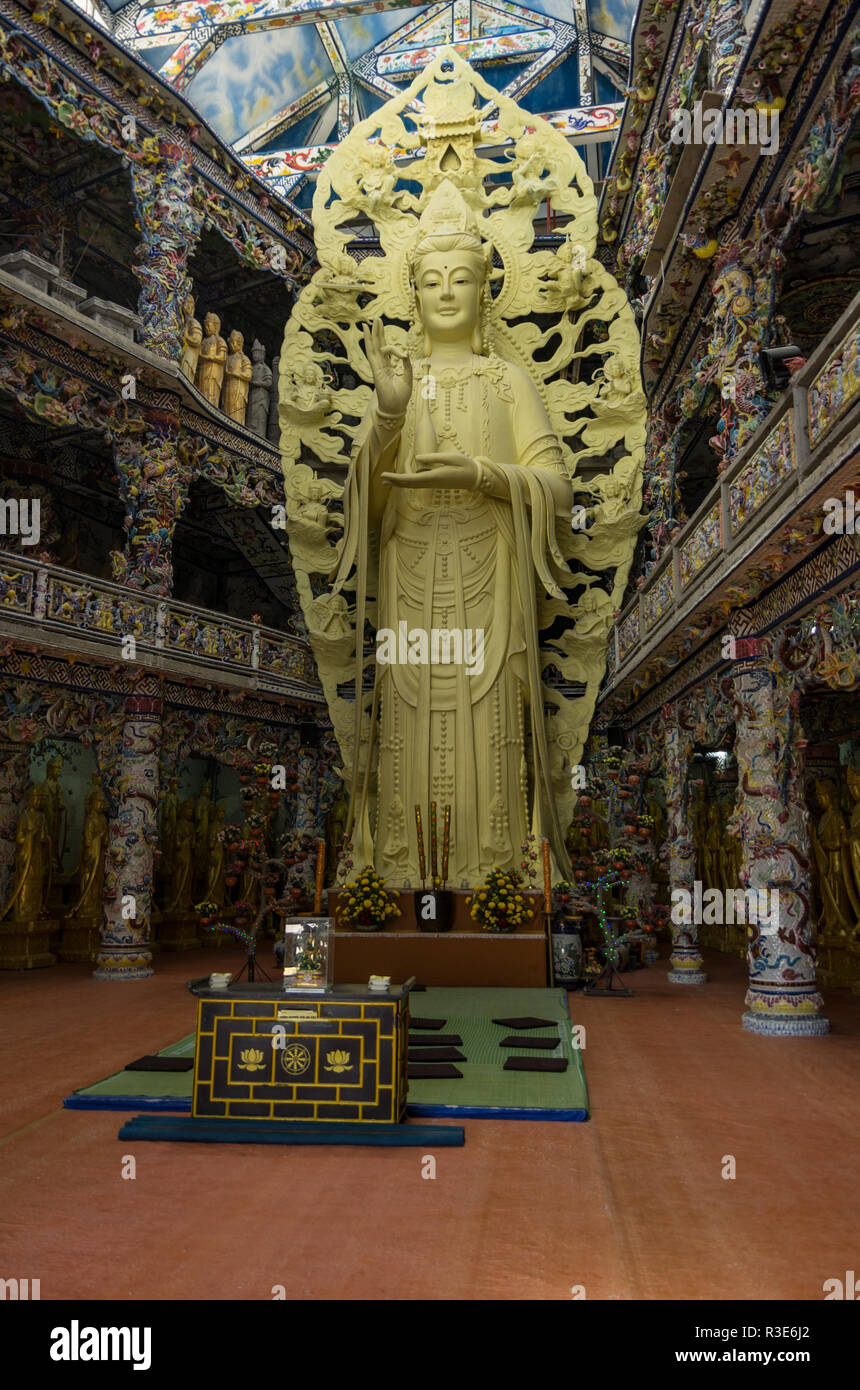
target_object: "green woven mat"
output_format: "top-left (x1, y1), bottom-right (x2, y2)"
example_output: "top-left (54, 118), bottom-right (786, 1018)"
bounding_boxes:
top-left (71, 987), bottom-right (588, 1116)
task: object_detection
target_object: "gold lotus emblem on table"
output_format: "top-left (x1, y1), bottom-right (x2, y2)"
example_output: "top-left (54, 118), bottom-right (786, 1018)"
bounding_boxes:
top-left (238, 1048), bottom-right (266, 1072)
top-left (324, 1049), bottom-right (352, 1074)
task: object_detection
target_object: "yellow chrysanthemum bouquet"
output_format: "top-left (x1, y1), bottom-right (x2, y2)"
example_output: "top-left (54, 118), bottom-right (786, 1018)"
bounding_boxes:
top-left (467, 868), bottom-right (531, 933)
top-left (337, 866), bottom-right (400, 932)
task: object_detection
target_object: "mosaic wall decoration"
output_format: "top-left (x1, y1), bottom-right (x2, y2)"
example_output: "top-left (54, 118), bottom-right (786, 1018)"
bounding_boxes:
top-left (0, 565), bottom-right (34, 613)
top-left (378, 30), bottom-right (552, 75)
top-left (0, 557), bottom-right (319, 691)
top-left (643, 564), bottom-right (675, 631)
top-left (679, 501), bottom-right (722, 589)
top-left (729, 411), bottom-right (796, 536)
top-left (808, 318), bottom-right (860, 448)
top-left (48, 579), bottom-right (158, 643)
top-left (617, 604), bottom-right (641, 660)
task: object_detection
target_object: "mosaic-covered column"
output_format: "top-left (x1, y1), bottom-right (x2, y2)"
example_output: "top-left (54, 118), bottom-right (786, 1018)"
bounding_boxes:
top-left (664, 705), bottom-right (707, 984)
top-left (111, 423), bottom-right (189, 598)
top-left (129, 144), bottom-right (203, 359)
top-left (0, 743), bottom-right (31, 905)
top-left (730, 641), bottom-right (828, 1036)
top-left (93, 697), bottom-right (163, 981)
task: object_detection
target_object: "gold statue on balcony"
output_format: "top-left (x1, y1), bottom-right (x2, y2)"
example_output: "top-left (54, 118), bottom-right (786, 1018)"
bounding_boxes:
top-left (278, 51), bottom-right (646, 884)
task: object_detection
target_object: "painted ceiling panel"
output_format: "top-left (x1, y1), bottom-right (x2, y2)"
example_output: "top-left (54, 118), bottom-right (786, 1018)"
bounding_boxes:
top-left (185, 26), bottom-right (330, 146)
top-left (336, 9), bottom-right (432, 60)
top-left (591, 0), bottom-right (637, 40)
top-left (86, 0), bottom-right (632, 192)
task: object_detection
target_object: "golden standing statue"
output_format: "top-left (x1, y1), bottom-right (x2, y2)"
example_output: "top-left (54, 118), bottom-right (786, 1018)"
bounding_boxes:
top-left (0, 785), bottom-right (52, 921)
top-left (203, 802), bottom-right (227, 907)
top-left (166, 800), bottom-right (194, 913)
top-left (67, 785), bottom-right (108, 920)
top-left (279, 52), bottom-right (646, 886)
top-left (844, 766), bottom-right (860, 933)
top-left (222, 330), bottom-right (253, 424)
top-left (810, 778), bottom-right (855, 936)
top-left (180, 295), bottom-right (203, 381)
top-left (41, 755), bottom-right (68, 872)
top-left (196, 312), bottom-right (227, 406)
top-left (194, 778), bottom-right (214, 885)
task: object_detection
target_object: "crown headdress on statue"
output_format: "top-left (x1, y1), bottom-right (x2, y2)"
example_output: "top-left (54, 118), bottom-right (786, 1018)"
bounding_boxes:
top-left (410, 179), bottom-right (487, 272)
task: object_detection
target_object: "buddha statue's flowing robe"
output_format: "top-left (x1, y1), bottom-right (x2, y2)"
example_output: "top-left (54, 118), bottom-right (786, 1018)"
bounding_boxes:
top-left (338, 350), bottom-right (572, 886)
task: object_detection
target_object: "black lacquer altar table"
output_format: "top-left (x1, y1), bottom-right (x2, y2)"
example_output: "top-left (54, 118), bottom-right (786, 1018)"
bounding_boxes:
top-left (187, 982), bottom-right (413, 1124)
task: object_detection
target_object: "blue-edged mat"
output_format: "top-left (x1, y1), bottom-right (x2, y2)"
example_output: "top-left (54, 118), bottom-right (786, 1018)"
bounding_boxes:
top-left (118, 1115), bottom-right (465, 1146)
top-left (66, 986), bottom-right (588, 1121)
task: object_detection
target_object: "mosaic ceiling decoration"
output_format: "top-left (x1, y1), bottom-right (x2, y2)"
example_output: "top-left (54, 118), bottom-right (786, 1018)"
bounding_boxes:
top-left (77, 0), bottom-right (635, 207)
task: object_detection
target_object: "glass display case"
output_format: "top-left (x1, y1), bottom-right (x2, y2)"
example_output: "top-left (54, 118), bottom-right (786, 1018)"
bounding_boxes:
top-left (281, 916), bottom-right (332, 993)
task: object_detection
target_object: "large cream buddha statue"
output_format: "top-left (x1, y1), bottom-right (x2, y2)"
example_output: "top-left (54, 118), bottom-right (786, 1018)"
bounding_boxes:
top-left (338, 183), bottom-right (573, 884)
top-left (278, 52), bottom-right (646, 890)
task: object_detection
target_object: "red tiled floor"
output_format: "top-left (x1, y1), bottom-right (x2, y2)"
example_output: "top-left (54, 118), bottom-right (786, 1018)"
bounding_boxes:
top-left (1, 947), bottom-right (858, 1300)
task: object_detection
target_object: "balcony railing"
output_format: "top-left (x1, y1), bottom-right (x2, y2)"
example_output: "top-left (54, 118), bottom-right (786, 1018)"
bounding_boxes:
top-left (0, 553), bottom-right (321, 698)
top-left (607, 290), bottom-right (860, 686)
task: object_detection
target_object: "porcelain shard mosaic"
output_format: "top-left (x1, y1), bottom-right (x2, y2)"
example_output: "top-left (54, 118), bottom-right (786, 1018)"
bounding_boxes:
top-left (729, 411), bottom-right (795, 535)
top-left (680, 502), bottom-right (722, 588)
top-left (809, 319), bottom-right (860, 448)
top-left (644, 566), bottom-right (675, 630)
top-left (617, 605), bottom-right (641, 658)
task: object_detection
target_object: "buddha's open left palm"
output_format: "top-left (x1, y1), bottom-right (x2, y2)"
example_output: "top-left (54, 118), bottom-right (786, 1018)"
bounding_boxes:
top-left (364, 318), bottom-right (412, 418)
top-left (382, 452), bottom-right (480, 490)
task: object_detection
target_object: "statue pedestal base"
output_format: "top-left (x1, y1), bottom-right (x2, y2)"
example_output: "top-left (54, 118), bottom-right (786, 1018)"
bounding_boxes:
top-left (155, 914), bottom-right (201, 952)
top-left (0, 918), bottom-right (58, 969)
top-left (328, 888), bottom-right (547, 988)
top-left (59, 915), bottom-right (102, 964)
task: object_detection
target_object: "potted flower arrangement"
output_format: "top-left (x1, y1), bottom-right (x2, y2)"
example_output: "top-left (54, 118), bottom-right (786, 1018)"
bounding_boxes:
top-left (468, 868), bottom-right (531, 933)
top-left (337, 866), bottom-right (400, 932)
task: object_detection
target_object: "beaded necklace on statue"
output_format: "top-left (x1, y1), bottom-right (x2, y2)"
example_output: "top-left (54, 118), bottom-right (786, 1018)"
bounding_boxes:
top-left (421, 353), bottom-right (509, 447)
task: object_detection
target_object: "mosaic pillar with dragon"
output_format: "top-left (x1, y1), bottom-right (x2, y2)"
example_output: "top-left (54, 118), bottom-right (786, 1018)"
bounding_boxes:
top-left (279, 52), bottom-right (646, 887)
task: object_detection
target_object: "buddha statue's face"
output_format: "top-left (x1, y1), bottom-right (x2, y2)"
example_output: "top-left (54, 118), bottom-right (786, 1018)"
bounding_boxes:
top-left (415, 250), bottom-right (481, 344)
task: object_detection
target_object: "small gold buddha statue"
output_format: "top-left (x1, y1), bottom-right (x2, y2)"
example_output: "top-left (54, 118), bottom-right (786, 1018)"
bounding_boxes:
top-left (692, 787), bottom-right (708, 883)
top-left (222, 330), bottom-right (253, 424)
top-left (41, 755), bottom-right (68, 872)
top-left (810, 778), bottom-right (855, 936)
top-left (203, 803), bottom-right (227, 907)
top-left (195, 312), bottom-right (227, 406)
top-left (68, 785), bottom-right (108, 921)
top-left (844, 766), bottom-right (860, 934)
top-left (180, 294), bottom-right (203, 382)
top-left (166, 800), bottom-right (195, 913)
top-left (194, 779), bottom-right (216, 892)
top-left (0, 785), bottom-right (52, 922)
top-left (704, 802), bottom-right (725, 892)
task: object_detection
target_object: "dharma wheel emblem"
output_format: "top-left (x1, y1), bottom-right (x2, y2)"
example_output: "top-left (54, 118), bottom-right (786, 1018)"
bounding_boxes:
top-left (280, 1042), bottom-right (312, 1076)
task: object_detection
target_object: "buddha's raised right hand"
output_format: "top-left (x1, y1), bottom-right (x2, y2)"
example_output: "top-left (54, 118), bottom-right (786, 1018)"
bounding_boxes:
top-left (363, 318), bottom-right (412, 419)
